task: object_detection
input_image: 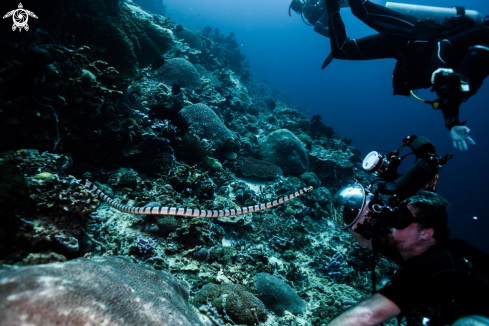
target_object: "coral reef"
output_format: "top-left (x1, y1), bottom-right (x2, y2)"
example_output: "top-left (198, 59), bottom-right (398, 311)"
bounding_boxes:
top-left (57, 0), bottom-right (173, 78)
top-left (309, 142), bottom-right (361, 185)
top-left (0, 2), bottom-right (394, 325)
top-left (29, 173), bottom-right (98, 218)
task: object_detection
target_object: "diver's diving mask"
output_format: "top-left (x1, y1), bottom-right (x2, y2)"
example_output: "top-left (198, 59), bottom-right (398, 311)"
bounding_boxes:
top-left (331, 184), bottom-right (422, 240)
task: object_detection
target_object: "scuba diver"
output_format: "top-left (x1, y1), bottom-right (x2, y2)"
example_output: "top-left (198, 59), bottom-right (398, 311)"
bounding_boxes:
top-left (328, 135), bottom-right (489, 326)
top-left (289, 0), bottom-right (489, 151)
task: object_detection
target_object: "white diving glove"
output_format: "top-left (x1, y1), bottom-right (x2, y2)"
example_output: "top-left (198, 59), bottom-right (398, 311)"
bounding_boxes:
top-left (450, 126), bottom-right (476, 151)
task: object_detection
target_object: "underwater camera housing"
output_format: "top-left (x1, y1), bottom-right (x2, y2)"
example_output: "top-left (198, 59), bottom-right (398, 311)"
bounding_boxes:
top-left (331, 135), bottom-right (452, 241)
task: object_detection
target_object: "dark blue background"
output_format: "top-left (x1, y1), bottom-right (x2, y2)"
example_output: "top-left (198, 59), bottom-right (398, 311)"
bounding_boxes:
top-left (164, 0), bottom-right (489, 253)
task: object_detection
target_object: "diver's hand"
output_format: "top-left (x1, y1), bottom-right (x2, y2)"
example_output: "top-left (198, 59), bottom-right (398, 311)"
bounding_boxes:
top-left (450, 126), bottom-right (476, 151)
top-left (431, 68), bottom-right (454, 85)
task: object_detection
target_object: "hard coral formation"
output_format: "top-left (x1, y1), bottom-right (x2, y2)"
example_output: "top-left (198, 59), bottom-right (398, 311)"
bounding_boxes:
top-left (194, 283), bottom-right (268, 326)
top-left (301, 172), bottom-right (321, 187)
top-left (2, 149), bottom-right (98, 219)
top-left (156, 216), bottom-right (179, 235)
top-left (0, 256), bottom-right (208, 326)
top-left (0, 149), bottom-right (100, 263)
top-left (179, 103), bottom-right (235, 148)
top-left (195, 64), bottom-right (222, 88)
top-left (175, 27), bottom-right (202, 50)
top-left (240, 156), bottom-right (283, 179)
top-left (29, 174), bottom-right (99, 218)
top-left (208, 246), bottom-right (238, 266)
top-left (155, 58), bottom-right (202, 90)
top-left (260, 129), bottom-right (310, 175)
top-left (309, 143), bottom-right (361, 184)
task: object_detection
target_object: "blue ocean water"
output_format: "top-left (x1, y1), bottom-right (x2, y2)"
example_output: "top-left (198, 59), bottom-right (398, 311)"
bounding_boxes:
top-left (164, 0), bottom-right (489, 253)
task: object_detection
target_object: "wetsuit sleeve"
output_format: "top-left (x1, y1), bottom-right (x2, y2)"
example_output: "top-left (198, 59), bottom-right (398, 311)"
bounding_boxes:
top-left (445, 26), bottom-right (489, 58)
top-left (430, 39), bottom-right (452, 71)
top-left (377, 248), bottom-right (466, 314)
top-left (441, 98), bottom-right (464, 130)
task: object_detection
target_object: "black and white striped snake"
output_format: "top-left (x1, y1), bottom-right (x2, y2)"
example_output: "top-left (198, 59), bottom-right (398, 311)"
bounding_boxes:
top-left (85, 180), bottom-right (313, 218)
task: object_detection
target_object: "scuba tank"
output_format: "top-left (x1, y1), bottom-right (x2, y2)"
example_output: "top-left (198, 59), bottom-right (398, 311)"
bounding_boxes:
top-left (385, 3), bottom-right (483, 25)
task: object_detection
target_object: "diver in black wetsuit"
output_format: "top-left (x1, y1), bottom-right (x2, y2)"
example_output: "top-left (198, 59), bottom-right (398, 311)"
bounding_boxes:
top-left (304, 0), bottom-right (489, 151)
top-left (329, 188), bottom-right (489, 326)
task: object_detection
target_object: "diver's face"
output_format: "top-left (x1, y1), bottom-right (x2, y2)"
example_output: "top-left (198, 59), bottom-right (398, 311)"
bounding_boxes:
top-left (386, 223), bottom-right (420, 251)
top-left (386, 206), bottom-right (421, 251)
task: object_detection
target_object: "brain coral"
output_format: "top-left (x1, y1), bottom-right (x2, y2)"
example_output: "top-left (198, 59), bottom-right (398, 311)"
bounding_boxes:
top-left (179, 103), bottom-right (235, 146)
top-left (240, 156), bottom-right (282, 179)
top-left (194, 283), bottom-right (267, 326)
top-left (255, 272), bottom-right (306, 317)
top-left (0, 256), bottom-right (208, 326)
top-left (259, 129), bottom-right (309, 175)
top-left (156, 58), bottom-right (202, 90)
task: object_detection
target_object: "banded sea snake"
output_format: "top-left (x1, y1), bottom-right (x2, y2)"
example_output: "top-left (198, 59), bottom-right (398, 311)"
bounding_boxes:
top-left (85, 180), bottom-right (313, 218)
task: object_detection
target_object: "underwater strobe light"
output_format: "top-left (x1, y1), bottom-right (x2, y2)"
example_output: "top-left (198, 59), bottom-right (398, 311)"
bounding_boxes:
top-left (361, 135), bottom-right (453, 201)
top-left (363, 151), bottom-right (396, 179)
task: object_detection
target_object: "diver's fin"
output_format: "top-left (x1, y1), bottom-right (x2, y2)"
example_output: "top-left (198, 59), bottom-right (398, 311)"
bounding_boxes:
top-left (321, 52), bottom-right (334, 70)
